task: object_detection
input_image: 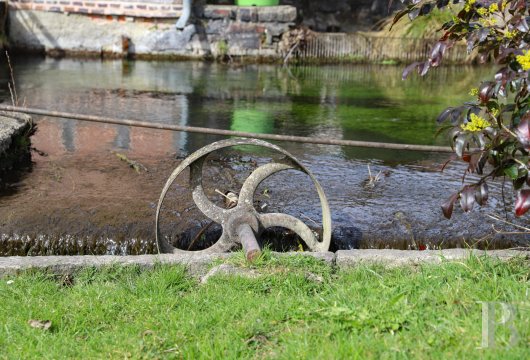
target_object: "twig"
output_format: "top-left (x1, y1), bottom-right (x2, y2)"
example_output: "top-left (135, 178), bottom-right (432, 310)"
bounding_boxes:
top-left (215, 188), bottom-right (238, 208)
top-left (187, 221), bottom-right (213, 251)
top-left (300, 213), bottom-right (319, 227)
top-left (500, 122), bottom-right (518, 139)
top-left (366, 164), bottom-right (383, 188)
top-left (487, 213), bottom-right (530, 233)
top-left (162, 348), bottom-right (180, 354)
top-left (491, 226), bottom-right (529, 235)
top-left (114, 152), bottom-right (147, 173)
top-left (7, 83), bottom-right (15, 107)
top-left (214, 188), bottom-right (232, 200)
top-left (501, 176), bottom-right (508, 219)
top-left (5, 51), bottom-right (18, 106)
top-left (283, 43), bottom-right (299, 67)
top-left (281, 28), bottom-right (314, 67)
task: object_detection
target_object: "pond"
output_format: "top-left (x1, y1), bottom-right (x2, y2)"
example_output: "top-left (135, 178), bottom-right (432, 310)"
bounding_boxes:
top-left (0, 56), bottom-right (527, 255)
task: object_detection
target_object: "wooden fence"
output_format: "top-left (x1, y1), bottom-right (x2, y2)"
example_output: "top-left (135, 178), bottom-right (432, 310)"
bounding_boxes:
top-left (295, 33), bottom-right (472, 64)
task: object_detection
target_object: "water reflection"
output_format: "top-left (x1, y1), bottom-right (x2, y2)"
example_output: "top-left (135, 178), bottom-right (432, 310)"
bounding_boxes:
top-left (1, 56), bottom-right (495, 161)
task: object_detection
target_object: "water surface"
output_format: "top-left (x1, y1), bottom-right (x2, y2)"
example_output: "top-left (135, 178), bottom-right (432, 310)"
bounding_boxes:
top-left (0, 57), bottom-right (527, 254)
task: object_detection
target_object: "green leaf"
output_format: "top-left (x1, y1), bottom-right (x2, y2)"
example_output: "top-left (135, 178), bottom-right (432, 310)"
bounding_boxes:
top-left (504, 164), bottom-right (519, 180)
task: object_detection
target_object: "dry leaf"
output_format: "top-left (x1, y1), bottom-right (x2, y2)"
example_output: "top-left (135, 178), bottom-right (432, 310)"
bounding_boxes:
top-left (28, 319), bottom-right (52, 330)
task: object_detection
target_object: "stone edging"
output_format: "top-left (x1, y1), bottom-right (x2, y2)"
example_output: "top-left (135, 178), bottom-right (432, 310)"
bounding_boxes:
top-left (0, 249), bottom-right (527, 278)
top-left (0, 111), bottom-right (32, 173)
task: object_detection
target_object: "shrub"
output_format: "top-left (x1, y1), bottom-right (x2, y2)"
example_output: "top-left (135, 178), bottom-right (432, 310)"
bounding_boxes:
top-left (392, 0), bottom-right (530, 218)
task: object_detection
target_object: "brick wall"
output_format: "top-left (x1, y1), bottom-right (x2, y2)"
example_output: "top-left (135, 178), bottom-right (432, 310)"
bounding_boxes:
top-left (9, 0), bottom-right (183, 18)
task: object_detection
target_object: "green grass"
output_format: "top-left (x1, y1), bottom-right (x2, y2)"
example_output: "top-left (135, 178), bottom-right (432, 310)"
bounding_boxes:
top-left (382, 8), bottom-right (456, 39)
top-left (0, 253), bottom-right (528, 359)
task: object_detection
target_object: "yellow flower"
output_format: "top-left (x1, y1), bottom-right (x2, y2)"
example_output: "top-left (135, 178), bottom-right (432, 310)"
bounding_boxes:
top-left (469, 87), bottom-right (479, 96)
top-left (461, 113), bottom-right (491, 132)
top-left (465, 0), bottom-right (476, 12)
top-left (479, 17), bottom-right (497, 26)
top-left (505, 30), bottom-right (518, 39)
top-left (477, 8), bottom-right (488, 16)
top-left (488, 3), bottom-right (499, 12)
top-left (516, 50), bottom-right (530, 71)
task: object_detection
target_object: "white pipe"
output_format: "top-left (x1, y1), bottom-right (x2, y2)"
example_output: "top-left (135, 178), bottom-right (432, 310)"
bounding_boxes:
top-left (176, 0), bottom-right (192, 30)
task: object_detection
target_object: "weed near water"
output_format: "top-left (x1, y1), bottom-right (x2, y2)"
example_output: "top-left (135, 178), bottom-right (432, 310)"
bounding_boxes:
top-left (0, 254), bottom-right (528, 359)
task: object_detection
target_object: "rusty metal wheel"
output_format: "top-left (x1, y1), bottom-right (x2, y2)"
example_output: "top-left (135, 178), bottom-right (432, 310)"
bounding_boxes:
top-left (155, 138), bottom-right (331, 255)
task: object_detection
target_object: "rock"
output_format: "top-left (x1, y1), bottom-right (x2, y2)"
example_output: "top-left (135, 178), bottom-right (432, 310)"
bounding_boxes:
top-left (305, 272), bottom-right (324, 283)
top-left (149, 25), bottom-right (197, 52)
top-left (227, 33), bottom-right (262, 51)
top-left (265, 23), bottom-right (292, 38)
top-left (206, 19), bottom-right (228, 35)
top-left (200, 263), bottom-right (260, 283)
top-left (0, 111), bottom-right (32, 174)
top-left (0, 111), bottom-right (31, 155)
top-left (258, 6), bottom-right (297, 23)
top-left (202, 6), bottom-right (236, 20)
top-left (238, 7), bottom-right (259, 23)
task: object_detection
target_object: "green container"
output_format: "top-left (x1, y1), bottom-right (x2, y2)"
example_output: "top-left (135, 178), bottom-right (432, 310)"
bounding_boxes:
top-left (236, 0), bottom-right (280, 6)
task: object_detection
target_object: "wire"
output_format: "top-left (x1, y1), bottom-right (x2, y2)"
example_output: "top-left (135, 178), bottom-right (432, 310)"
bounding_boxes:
top-left (0, 105), bottom-right (455, 153)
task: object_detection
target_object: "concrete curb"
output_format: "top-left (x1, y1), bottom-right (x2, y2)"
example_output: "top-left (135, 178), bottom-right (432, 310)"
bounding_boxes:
top-left (0, 250), bottom-right (527, 278)
top-left (0, 253), bottom-right (232, 277)
top-left (335, 249), bottom-right (528, 268)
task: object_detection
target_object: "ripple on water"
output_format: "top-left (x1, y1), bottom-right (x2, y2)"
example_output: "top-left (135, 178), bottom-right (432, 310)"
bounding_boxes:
top-left (0, 59), bottom-right (528, 253)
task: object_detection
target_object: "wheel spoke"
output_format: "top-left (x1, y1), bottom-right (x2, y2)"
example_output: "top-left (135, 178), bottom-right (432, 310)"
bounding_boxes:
top-left (239, 162), bottom-right (296, 205)
top-left (259, 213), bottom-right (320, 251)
top-left (172, 228), bottom-right (235, 254)
top-left (190, 156), bottom-right (233, 224)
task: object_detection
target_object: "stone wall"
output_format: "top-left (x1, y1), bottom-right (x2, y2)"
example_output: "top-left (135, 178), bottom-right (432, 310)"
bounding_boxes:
top-left (5, 0), bottom-right (397, 60)
top-left (198, 5), bottom-right (295, 57)
top-left (7, 0), bottom-right (403, 32)
top-left (7, 5), bottom-right (296, 59)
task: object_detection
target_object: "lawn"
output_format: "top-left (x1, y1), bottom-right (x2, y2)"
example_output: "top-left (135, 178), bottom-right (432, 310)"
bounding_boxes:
top-left (0, 252), bottom-right (528, 359)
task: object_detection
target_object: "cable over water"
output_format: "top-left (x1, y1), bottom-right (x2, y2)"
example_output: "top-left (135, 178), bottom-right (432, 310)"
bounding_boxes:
top-left (0, 105), bottom-right (455, 153)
